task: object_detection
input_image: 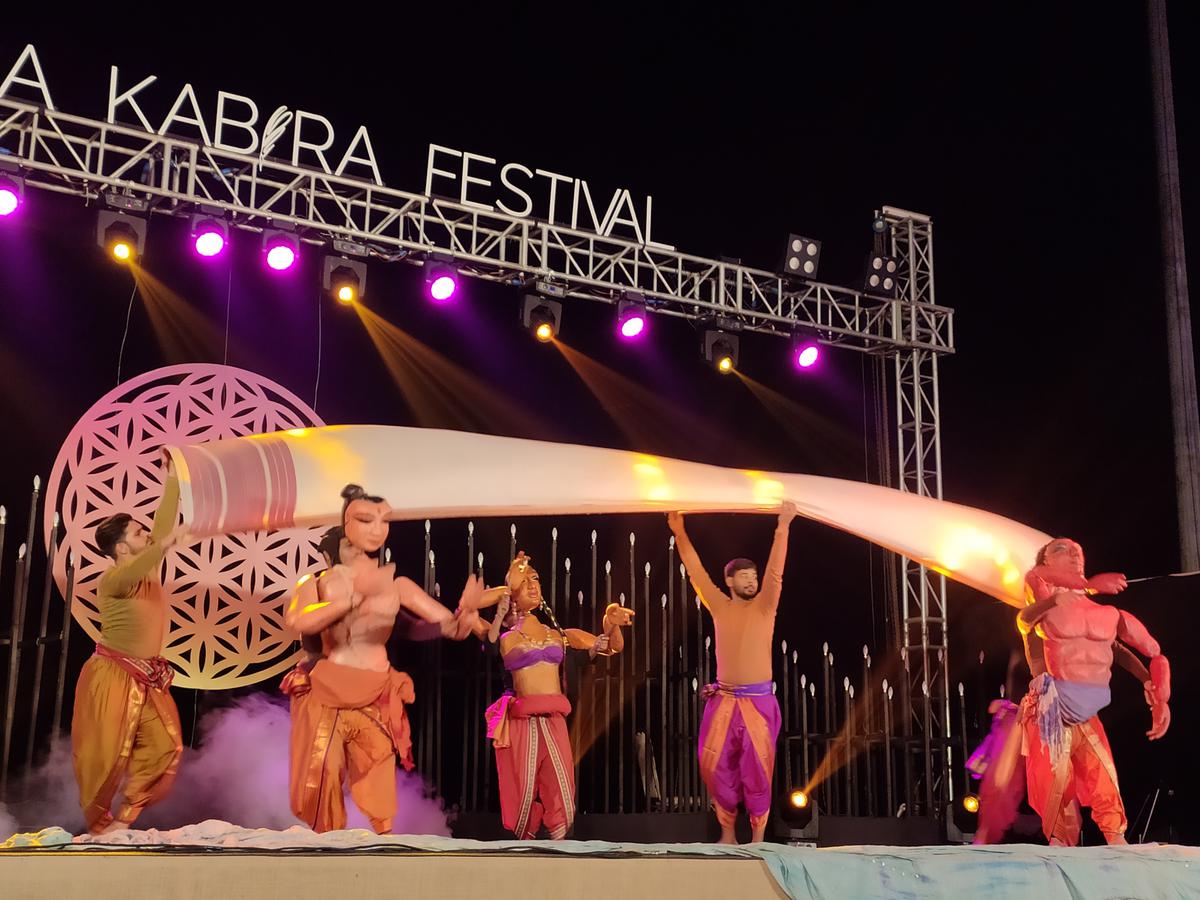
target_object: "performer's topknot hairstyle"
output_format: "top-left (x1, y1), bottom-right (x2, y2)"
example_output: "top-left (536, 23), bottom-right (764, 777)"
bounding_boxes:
top-left (96, 513), bottom-right (133, 560)
top-left (724, 557), bottom-right (757, 578)
top-left (340, 484), bottom-right (385, 522)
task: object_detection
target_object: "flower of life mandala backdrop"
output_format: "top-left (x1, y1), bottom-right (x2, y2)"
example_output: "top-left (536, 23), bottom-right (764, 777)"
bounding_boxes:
top-left (45, 364), bottom-right (327, 690)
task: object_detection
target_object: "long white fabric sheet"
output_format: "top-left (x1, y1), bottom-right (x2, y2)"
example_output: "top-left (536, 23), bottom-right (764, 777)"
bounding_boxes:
top-left (165, 425), bottom-right (1049, 607)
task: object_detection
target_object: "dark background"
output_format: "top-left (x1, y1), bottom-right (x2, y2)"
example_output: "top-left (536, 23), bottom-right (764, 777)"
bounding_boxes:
top-left (1, 4), bottom-right (1197, 842)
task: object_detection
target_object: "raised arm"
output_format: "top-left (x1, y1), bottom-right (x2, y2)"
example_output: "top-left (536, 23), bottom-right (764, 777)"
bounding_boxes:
top-left (99, 475), bottom-right (184, 597)
top-left (759, 500), bottom-right (797, 610)
top-left (149, 472), bottom-right (180, 542)
top-left (666, 512), bottom-right (723, 611)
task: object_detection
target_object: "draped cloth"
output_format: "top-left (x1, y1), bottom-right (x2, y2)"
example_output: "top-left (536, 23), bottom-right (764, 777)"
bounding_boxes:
top-left (281, 659), bottom-right (416, 834)
top-left (698, 681), bottom-right (782, 830)
top-left (164, 425), bottom-right (1050, 608)
top-left (1021, 678), bottom-right (1125, 845)
top-left (490, 694), bottom-right (575, 839)
top-left (71, 650), bottom-right (182, 833)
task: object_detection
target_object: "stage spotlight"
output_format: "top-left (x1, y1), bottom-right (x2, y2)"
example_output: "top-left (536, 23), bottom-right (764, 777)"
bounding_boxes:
top-left (947, 793), bottom-right (980, 843)
top-left (0, 173), bottom-right (24, 217)
top-left (96, 211), bottom-right (147, 263)
top-left (703, 329), bottom-right (739, 374)
top-left (782, 234), bottom-right (821, 279)
top-left (522, 293), bottom-right (562, 342)
top-left (775, 787), bottom-right (819, 842)
top-left (617, 292), bottom-right (648, 340)
top-left (791, 328), bottom-right (821, 370)
top-left (424, 257), bottom-right (458, 303)
top-left (323, 255), bottom-right (367, 304)
top-left (863, 252), bottom-right (900, 298)
top-left (263, 229), bottom-right (299, 272)
top-left (190, 215), bottom-right (228, 258)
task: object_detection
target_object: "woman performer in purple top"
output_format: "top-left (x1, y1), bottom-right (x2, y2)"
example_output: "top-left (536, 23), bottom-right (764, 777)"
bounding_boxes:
top-left (483, 552), bottom-right (634, 839)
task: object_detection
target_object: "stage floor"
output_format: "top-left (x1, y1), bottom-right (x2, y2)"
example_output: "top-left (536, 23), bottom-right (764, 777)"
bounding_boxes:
top-left (2, 822), bottom-right (1198, 899)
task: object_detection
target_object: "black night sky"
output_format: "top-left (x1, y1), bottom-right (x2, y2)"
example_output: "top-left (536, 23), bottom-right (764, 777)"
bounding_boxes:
top-left (1, 4), bottom-right (1198, 842)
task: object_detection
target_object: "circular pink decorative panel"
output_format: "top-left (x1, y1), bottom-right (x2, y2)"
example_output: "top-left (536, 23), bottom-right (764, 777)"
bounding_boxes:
top-left (46, 365), bottom-right (326, 690)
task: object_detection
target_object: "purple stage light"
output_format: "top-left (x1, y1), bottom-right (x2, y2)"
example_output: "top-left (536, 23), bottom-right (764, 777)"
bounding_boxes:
top-left (617, 294), bottom-right (649, 341)
top-left (0, 186), bottom-right (19, 217)
top-left (619, 312), bottom-right (646, 339)
top-left (193, 225), bottom-right (226, 258)
top-left (795, 342), bottom-right (820, 369)
top-left (429, 273), bottom-right (457, 302)
top-left (266, 243), bottom-right (297, 271)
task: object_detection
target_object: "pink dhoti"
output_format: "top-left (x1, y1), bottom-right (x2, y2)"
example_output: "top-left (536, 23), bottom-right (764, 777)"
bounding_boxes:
top-left (697, 681), bottom-right (782, 831)
top-left (489, 693), bottom-right (576, 839)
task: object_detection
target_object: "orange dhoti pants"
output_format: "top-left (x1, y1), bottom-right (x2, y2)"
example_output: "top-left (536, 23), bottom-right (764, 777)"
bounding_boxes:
top-left (71, 652), bottom-right (183, 833)
top-left (283, 660), bottom-right (415, 834)
top-left (1023, 711), bottom-right (1127, 844)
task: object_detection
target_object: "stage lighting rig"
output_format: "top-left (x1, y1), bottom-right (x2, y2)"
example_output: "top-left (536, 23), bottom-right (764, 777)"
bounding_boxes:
top-left (703, 331), bottom-right (738, 374)
top-left (522, 292), bottom-right (562, 342)
top-left (781, 234), bottom-right (821, 280)
top-left (616, 292), bottom-right (648, 339)
top-left (190, 213), bottom-right (229, 258)
top-left (791, 327), bottom-right (822, 370)
top-left (424, 256), bottom-right (459, 303)
top-left (96, 210), bottom-right (146, 263)
top-left (863, 251), bottom-right (899, 298)
top-left (0, 170), bottom-right (24, 217)
top-left (262, 229), bottom-right (300, 271)
top-left (774, 787), bottom-right (819, 842)
top-left (323, 255), bottom-right (366, 304)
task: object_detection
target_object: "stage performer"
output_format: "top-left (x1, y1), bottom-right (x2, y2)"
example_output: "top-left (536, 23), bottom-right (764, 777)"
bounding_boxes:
top-left (484, 552), bottom-right (634, 839)
top-left (282, 484), bottom-right (483, 834)
top-left (1013, 537), bottom-right (1170, 845)
top-left (668, 501), bottom-right (797, 844)
top-left (72, 463), bottom-right (187, 834)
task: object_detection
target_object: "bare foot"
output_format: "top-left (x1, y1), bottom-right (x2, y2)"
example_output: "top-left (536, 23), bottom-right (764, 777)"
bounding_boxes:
top-left (750, 826), bottom-right (767, 844)
top-left (98, 819), bottom-right (132, 835)
top-left (717, 829), bottom-right (738, 845)
top-left (1105, 832), bottom-right (1128, 845)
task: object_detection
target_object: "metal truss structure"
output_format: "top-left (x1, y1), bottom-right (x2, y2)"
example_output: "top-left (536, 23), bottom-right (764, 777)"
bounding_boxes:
top-left (886, 207), bottom-right (953, 814)
top-left (0, 97), bottom-right (956, 811)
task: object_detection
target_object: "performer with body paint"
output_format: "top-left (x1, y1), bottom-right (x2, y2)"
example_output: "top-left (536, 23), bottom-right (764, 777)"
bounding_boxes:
top-left (1015, 537), bottom-right (1170, 845)
top-left (72, 463), bottom-right (187, 834)
top-left (281, 484), bottom-right (483, 834)
top-left (483, 552), bottom-right (634, 839)
top-left (971, 537), bottom-right (1171, 845)
top-left (668, 501), bottom-right (797, 844)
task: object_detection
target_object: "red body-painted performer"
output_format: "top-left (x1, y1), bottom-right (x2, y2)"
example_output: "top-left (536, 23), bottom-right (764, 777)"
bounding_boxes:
top-left (482, 552), bottom-right (634, 840)
top-left (974, 538), bottom-right (1171, 846)
top-left (668, 501), bottom-right (797, 844)
top-left (281, 484), bottom-right (483, 833)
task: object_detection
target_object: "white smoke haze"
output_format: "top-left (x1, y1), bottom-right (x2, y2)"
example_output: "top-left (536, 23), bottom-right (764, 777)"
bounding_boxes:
top-left (0, 692), bottom-right (451, 839)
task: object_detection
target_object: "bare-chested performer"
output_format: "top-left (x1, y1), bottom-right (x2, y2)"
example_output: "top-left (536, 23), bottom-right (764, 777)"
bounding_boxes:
top-left (282, 484), bottom-right (482, 833)
top-left (1016, 537), bottom-right (1170, 845)
top-left (667, 501), bottom-right (797, 844)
